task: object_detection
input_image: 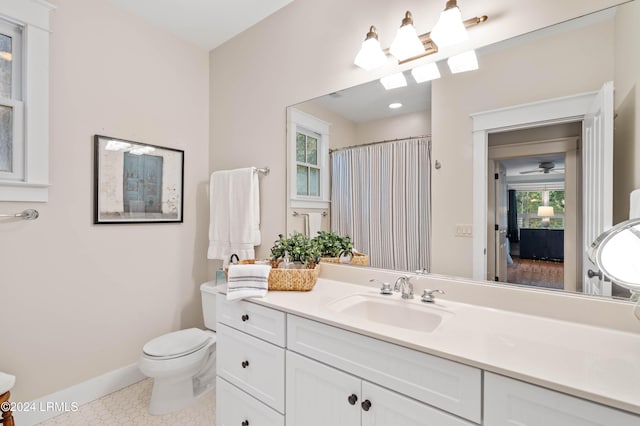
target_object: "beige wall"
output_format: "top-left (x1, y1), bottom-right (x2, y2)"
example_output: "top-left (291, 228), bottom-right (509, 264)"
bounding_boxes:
top-left (355, 110), bottom-right (431, 146)
top-left (431, 17), bottom-right (615, 277)
top-left (210, 0), bottom-right (627, 265)
top-left (614, 0), bottom-right (640, 223)
top-left (0, 0), bottom-right (210, 401)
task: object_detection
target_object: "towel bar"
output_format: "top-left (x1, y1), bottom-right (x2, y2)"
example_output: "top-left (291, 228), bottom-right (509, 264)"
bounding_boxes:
top-left (0, 209), bottom-right (39, 220)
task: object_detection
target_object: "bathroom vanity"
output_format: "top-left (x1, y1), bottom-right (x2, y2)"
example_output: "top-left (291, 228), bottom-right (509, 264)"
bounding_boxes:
top-left (215, 276), bottom-right (640, 426)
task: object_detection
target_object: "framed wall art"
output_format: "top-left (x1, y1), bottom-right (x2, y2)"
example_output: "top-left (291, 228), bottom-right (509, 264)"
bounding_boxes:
top-left (94, 135), bottom-right (184, 224)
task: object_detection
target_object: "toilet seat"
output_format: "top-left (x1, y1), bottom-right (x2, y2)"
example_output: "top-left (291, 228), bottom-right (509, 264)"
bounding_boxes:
top-left (143, 328), bottom-right (213, 360)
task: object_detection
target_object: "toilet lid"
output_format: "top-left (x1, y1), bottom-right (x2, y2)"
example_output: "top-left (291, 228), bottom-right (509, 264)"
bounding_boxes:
top-left (143, 328), bottom-right (211, 358)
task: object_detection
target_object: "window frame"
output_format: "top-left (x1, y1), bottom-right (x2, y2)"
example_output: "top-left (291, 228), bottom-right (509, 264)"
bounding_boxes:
top-left (0, 0), bottom-right (55, 202)
top-left (288, 108), bottom-right (330, 209)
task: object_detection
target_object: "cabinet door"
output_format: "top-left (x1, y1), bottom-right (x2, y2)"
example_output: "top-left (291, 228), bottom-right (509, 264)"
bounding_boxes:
top-left (484, 373), bottom-right (640, 426)
top-left (217, 323), bottom-right (285, 413)
top-left (361, 381), bottom-right (475, 426)
top-left (216, 377), bottom-right (284, 426)
top-left (286, 351), bottom-right (361, 426)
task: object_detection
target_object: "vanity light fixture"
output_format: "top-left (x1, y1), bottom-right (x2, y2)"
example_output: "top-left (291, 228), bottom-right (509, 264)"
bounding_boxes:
top-left (447, 49), bottom-right (478, 73)
top-left (353, 26), bottom-right (388, 71)
top-left (389, 102), bottom-right (403, 109)
top-left (389, 11), bottom-right (425, 62)
top-left (411, 62), bottom-right (441, 83)
top-left (380, 72), bottom-right (408, 90)
top-left (430, 0), bottom-right (469, 48)
top-left (537, 205), bottom-right (555, 228)
top-left (353, 2), bottom-right (487, 70)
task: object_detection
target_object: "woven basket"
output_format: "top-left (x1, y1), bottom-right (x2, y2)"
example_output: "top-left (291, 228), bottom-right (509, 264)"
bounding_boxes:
top-left (268, 264), bottom-right (319, 291)
top-left (226, 260), bottom-right (319, 291)
top-left (320, 252), bottom-right (369, 266)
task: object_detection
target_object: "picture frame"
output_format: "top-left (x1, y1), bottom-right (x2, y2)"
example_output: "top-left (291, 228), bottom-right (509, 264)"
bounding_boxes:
top-left (94, 135), bottom-right (184, 224)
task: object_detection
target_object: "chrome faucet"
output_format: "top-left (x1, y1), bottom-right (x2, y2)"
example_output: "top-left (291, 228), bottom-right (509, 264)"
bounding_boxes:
top-left (394, 276), bottom-right (414, 299)
top-left (421, 289), bottom-right (445, 303)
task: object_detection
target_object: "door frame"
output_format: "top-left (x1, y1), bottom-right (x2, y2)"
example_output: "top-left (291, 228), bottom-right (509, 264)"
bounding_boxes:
top-left (471, 91), bottom-right (598, 281)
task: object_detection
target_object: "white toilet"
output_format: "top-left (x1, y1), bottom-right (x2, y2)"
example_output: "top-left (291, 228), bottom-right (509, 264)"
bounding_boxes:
top-left (138, 281), bottom-right (218, 415)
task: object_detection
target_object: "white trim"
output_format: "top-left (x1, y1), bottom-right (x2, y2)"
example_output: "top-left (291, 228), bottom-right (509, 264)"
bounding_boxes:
top-left (13, 363), bottom-right (145, 425)
top-left (288, 108), bottom-right (331, 209)
top-left (0, 0), bottom-right (52, 201)
top-left (471, 91), bottom-right (597, 281)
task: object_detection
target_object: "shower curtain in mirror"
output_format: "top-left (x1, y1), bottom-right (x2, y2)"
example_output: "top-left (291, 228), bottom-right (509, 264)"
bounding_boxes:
top-left (330, 137), bottom-right (431, 272)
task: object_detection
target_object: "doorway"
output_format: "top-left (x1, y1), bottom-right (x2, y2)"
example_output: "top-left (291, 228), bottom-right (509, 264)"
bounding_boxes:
top-left (471, 83), bottom-right (615, 297)
top-left (487, 132), bottom-right (580, 291)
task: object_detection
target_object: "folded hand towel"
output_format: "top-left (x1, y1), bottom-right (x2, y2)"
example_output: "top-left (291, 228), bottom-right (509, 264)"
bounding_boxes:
top-left (0, 371), bottom-right (16, 394)
top-left (226, 264), bottom-right (271, 301)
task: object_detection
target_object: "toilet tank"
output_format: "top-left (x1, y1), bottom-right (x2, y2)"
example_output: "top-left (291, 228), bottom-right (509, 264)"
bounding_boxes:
top-left (200, 281), bottom-right (218, 331)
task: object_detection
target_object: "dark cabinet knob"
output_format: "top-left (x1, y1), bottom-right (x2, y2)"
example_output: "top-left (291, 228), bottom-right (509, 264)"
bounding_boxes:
top-left (361, 399), bottom-right (372, 411)
top-left (241, 314), bottom-right (249, 322)
top-left (241, 360), bottom-right (249, 368)
top-left (347, 393), bottom-right (358, 405)
top-left (241, 421), bottom-right (249, 426)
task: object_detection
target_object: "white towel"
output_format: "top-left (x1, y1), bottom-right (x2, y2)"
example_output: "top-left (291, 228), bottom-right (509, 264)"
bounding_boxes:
top-left (630, 189), bottom-right (640, 219)
top-left (307, 212), bottom-right (322, 237)
top-left (226, 264), bottom-right (271, 301)
top-left (0, 371), bottom-right (15, 394)
top-left (208, 168), bottom-right (261, 264)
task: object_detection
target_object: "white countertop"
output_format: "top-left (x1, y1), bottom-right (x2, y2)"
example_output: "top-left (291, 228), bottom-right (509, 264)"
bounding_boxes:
top-left (219, 278), bottom-right (640, 415)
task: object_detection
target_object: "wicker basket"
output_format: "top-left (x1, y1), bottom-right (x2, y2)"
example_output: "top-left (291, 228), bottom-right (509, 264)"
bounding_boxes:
top-left (226, 260), bottom-right (319, 291)
top-left (268, 264), bottom-right (319, 291)
top-left (320, 252), bottom-right (369, 266)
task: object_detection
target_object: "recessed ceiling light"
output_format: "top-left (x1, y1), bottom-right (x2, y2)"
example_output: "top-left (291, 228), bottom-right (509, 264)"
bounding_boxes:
top-left (389, 102), bottom-right (403, 109)
top-left (380, 72), bottom-right (407, 90)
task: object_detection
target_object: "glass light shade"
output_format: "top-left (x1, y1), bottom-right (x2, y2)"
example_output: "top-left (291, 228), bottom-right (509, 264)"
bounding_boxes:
top-left (354, 37), bottom-right (387, 71)
top-left (388, 102), bottom-right (403, 109)
top-left (430, 6), bottom-right (469, 48)
top-left (447, 50), bottom-right (478, 74)
top-left (411, 63), bottom-right (441, 83)
top-left (380, 72), bottom-right (407, 90)
top-left (537, 206), bottom-right (555, 217)
top-left (389, 24), bottom-right (425, 61)
top-left (589, 218), bottom-right (640, 292)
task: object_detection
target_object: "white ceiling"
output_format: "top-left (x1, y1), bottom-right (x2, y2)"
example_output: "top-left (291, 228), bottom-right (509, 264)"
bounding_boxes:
top-left (108, 0), bottom-right (294, 51)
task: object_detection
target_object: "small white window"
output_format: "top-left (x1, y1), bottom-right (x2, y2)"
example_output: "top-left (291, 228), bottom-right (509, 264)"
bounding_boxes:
top-left (0, 18), bottom-right (24, 181)
top-left (0, 0), bottom-right (54, 202)
top-left (288, 109), bottom-right (330, 208)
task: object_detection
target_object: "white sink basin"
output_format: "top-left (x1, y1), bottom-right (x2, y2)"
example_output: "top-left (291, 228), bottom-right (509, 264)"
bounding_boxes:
top-left (326, 294), bottom-right (453, 333)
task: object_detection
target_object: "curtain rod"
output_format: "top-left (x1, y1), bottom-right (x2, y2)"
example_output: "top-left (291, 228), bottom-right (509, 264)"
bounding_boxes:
top-left (329, 135), bottom-right (431, 153)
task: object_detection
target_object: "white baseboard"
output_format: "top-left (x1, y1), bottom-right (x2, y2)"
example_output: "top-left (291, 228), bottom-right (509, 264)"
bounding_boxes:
top-left (13, 363), bottom-right (145, 426)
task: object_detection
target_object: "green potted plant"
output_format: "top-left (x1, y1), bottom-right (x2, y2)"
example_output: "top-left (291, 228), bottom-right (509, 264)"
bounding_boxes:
top-left (270, 233), bottom-right (321, 268)
top-left (313, 231), bottom-right (354, 261)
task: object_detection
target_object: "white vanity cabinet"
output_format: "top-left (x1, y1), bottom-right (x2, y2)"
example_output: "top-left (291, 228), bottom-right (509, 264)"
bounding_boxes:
top-left (484, 372), bottom-right (639, 426)
top-left (216, 296), bottom-right (640, 426)
top-left (216, 298), bottom-right (286, 426)
top-left (287, 350), bottom-right (475, 426)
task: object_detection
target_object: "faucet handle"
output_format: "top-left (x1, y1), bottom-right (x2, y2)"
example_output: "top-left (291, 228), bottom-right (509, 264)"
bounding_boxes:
top-left (370, 279), bottom-right (393, 295)
top-left (421, 289), bottom-right (445, 303)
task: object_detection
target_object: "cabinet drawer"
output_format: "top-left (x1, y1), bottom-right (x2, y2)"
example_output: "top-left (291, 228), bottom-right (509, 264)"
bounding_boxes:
top-left (287, 315), bottom-right (481, 423)
top-left (484, 372), bottom-right (640, 426)
top-left (217, 323), bottom-right (285, 413)
top-left (217, 377), bottom-right (284, 426)
top-left (217, 296), bottom-right (286, 346)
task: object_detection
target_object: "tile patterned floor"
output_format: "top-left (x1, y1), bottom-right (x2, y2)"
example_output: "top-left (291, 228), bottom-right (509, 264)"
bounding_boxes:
top-left (39, 379), bottom-right (216, 425)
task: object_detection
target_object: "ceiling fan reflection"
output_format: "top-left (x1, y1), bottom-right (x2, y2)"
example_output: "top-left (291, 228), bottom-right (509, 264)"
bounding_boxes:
top-left (519, 161), bottom-right (565, 175)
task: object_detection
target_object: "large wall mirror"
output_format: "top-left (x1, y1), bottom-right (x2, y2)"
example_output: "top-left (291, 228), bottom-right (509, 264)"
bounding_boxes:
top-left (285, 1), bottom-right (639, 301)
